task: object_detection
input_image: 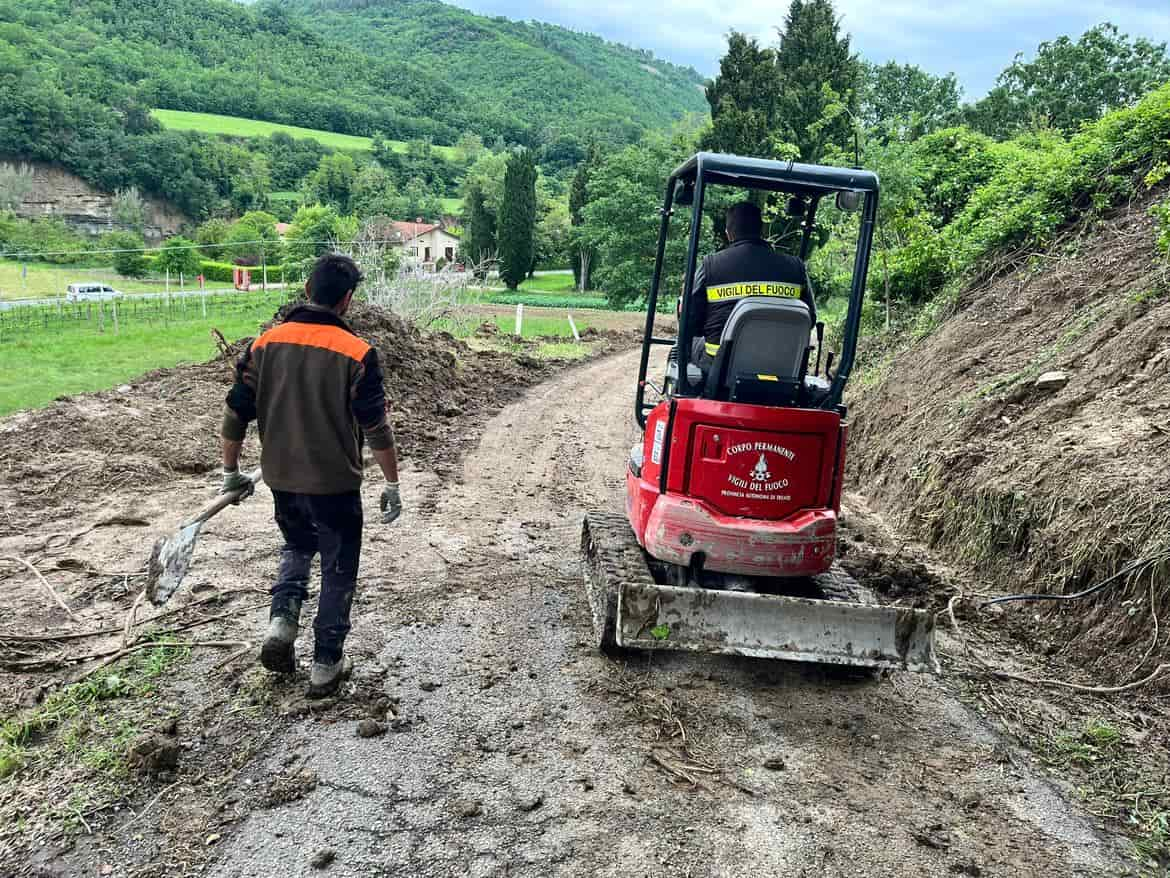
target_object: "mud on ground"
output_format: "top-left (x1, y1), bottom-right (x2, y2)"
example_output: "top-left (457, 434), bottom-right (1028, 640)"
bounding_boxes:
top-left (848, 197), bottom-right (1170, 870)
top-left (0, 314), bottom-right (1155, 877)
top-left (0, 304), bottom-right (633, 871)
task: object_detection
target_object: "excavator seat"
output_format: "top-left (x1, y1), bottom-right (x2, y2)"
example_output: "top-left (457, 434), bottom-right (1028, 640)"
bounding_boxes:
top-left (704, 298), bottom-right (812, 404)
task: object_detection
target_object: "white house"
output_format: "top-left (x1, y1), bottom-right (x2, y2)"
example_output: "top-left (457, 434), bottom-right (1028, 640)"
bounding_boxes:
top-left (382, 221), bottom-right (461, 269)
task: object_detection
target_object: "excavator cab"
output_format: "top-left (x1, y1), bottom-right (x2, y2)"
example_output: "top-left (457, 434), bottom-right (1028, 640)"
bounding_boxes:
top-left (582, 152), bottom-right (938, 673)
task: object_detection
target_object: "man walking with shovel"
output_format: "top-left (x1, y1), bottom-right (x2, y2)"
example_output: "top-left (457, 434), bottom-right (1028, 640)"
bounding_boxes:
top-left (221, 253), bottom-right (402, 697)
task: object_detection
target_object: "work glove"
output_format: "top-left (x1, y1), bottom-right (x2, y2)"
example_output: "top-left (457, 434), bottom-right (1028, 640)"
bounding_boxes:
top-left (220, 467), bottom-right (255, 503)
top-left (380, 482), bottom-right (402, 525)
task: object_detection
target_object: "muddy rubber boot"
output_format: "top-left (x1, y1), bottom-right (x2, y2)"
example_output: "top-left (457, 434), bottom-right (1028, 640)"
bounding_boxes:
top-left (260, 616), bottom-right (299, 674)
top-left (307, 654), bottom-right (345, 699)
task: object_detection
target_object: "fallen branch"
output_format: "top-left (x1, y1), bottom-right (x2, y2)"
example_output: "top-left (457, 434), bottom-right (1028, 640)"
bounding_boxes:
top-left (122, 589), bottom-right (146, 648)
top-left (3, 555), bottom-right (79, 622)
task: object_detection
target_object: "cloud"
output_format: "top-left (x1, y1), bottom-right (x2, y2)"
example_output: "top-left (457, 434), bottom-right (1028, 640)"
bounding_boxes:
top-left (450, 0), bottom-right (1170, 96)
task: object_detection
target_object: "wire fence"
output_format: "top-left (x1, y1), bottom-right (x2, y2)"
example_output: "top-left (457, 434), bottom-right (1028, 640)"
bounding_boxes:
top-left (0, 288), bottom-right (296, 343)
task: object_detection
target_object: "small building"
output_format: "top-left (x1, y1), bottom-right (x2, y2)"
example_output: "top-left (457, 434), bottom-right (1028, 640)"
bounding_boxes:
top-left (383, 221), bottom-right (461, 269)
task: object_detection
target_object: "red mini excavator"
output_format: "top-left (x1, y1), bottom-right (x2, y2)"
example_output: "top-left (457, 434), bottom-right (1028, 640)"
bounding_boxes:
top-left (581, 152), bottom-right (937, 673)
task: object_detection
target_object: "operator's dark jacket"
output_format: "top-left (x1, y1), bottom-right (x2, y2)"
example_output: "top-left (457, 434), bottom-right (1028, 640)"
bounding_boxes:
top-left (687, 238), bottom-right (816, 362)
top-left (222, 304), bottom-right (393, 494)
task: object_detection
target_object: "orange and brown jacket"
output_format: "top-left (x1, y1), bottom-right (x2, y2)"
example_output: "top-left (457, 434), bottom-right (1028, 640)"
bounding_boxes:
top-left (222, 305), bottom-right (393, 494)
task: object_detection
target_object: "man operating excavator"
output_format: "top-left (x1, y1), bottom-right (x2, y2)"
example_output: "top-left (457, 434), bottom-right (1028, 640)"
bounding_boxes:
top-left (686, 201), bottom-right (817, 371)
top-left (220, 253), bottom-right (402, 697)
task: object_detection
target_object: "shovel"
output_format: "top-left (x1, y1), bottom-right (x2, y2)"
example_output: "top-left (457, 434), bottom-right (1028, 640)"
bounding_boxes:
top-left (145, 468), bottom-right (263, 606)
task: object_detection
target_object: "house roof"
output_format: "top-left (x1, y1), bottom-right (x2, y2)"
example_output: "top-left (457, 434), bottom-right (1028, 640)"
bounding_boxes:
top-left (390, 221), bottom-right (440, 242)
top-left (359, 219), bottom-right (457, 246)
top-left (275, 222), bottom-right (292, 236)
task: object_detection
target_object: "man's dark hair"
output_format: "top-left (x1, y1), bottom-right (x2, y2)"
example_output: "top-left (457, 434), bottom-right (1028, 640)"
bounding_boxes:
top-left (307, 253), bottom-right (363, 307)
top-left (725, 201), bottom-right (764, 241)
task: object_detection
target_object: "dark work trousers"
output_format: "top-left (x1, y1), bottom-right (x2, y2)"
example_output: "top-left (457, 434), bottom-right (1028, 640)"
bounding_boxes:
top-left (270, 489), bottom-right (363, 664)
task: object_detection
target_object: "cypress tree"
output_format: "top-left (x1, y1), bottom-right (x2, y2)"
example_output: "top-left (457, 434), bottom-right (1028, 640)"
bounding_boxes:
top-left (775, 0), bottom-right (862, 162)
top-left (463, 185), bottom-right (496, 279)
top-left (497, 150), bottom-right (537, 290)
top-left (702, 33), bottom-right (781, 157)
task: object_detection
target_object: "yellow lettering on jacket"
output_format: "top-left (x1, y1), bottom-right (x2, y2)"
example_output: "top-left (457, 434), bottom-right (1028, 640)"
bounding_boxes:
top-left (706, 281), bottom-right (803, 301)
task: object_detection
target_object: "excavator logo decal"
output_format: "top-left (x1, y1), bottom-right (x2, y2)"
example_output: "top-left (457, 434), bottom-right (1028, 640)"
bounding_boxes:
top-left (751, 454), bottom-right (772, 482)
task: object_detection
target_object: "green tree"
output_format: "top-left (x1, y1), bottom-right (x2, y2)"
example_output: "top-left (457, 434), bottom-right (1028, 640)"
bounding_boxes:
top-left (463, 186), bottom-right (497, 277)
top-left (194, 217), bottom-right (231, 258)
top-left (460, 151), bottom-right (509, 215)
top-left (156, 235), bottom-right (202, 279)
top-left (454, 132), bottom-right (485, 164)
top-left (304, 153), bottom-right (358, 214)
top-left (351, 163), bottom-right (399, 218)
top-left (702, 33), bottom-right (782, 157)
top-left (534, 194), bottom-right (571, 273)
top-left (579, 130), bottom-right (700, 307)
top-left (286, 205), bottom-right (345, 264)
top-left (230, 154), bottom-right (272, 213)
top-left (969, 24), bottom-right (1170, 135)
top-left (106, 230), bottom-right (148, 278)
top-left (862, 62), bottom-right (962, 140)
top-left (774, 0), bottom-right (863, 162)
top-left (224, 210), bottom-right (281, 265)
top-left (112, 187), bottom-right (147, 233)
top-left (568, 146), bottom-right (602, 289)
top-left (398, 178), bottom-right (443, 222)
top-left (497, 150), bottom-right (537, 289)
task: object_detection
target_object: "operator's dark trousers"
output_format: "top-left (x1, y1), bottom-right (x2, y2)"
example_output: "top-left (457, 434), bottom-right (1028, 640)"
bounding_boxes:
top-left (270, 489), bottom-right (362, 664)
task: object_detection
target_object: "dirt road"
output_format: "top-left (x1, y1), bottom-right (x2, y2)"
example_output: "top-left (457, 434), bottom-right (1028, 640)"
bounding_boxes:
top-left (189, 350), bottom-right (1123, 878)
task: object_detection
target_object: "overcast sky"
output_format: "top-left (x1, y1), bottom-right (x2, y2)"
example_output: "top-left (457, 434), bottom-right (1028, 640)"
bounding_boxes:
top-left (449, 0), bottom-right (1170, 98)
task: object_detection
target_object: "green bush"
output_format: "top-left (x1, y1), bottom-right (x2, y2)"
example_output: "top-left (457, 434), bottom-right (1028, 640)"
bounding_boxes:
top-left (105, 231), bottom-right (148, 277)
top-left (0, 214), bottom-right (91, 264)
top-left (1152, 197), bottom-right (1170, 257)
top-left (883, 83), bottom-right (1170, 305)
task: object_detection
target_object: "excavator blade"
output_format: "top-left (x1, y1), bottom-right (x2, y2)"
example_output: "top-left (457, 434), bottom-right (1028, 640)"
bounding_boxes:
top-left (582, 511), bottom-right (938, 673)
top-left (617, 581), bottom-right (938, 673)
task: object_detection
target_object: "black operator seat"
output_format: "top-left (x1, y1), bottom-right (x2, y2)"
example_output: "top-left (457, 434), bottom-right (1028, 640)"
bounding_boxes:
top-left (703, 298), bottom-right (812, 401)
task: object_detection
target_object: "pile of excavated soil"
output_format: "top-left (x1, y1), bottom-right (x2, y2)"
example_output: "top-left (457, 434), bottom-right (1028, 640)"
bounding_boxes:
top-left (849, 196), bottom-right (1170, 686)
top-left (0, 301), bottom-right (611, 534)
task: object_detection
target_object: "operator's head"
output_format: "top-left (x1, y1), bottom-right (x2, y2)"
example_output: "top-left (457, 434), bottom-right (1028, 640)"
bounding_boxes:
top-left (307, 253), bottom-right (364, 315)
top-left (725, 201), bottom-right (763, 243)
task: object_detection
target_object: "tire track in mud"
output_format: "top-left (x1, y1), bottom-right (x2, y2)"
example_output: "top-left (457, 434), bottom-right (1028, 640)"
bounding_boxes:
top-left (212, 351), bottom-right (1127, 878)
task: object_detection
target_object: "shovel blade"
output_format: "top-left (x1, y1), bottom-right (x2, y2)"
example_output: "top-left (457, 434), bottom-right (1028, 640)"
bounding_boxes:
top-left (617, 581), bottom-right (939, 673)
top-left (145, 521), bottom-right (203, 606)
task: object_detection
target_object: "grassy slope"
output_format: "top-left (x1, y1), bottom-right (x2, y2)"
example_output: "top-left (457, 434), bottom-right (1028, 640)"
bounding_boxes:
top-left (0, 262), bottom-right (170, 301)
top-left (151, 109), bottom-right (458, 159)
top-left (0, 311), bottom-right (272, 415)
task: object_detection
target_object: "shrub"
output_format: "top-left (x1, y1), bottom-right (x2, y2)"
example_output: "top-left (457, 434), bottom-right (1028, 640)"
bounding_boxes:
top-left (104, 231), bottom-right (148, 277)
top-left (0, 214), bottom-right (91, 264)
top-left (156, 236), bottom-right (202, 279)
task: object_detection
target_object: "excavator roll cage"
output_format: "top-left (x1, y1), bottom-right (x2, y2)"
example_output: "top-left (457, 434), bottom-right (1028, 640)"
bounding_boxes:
top-left (634, 151), bottom-right (881, 426)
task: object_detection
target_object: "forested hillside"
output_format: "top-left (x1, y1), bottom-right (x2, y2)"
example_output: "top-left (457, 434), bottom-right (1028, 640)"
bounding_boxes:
top-left (0, 0), bottom-right (704, 216)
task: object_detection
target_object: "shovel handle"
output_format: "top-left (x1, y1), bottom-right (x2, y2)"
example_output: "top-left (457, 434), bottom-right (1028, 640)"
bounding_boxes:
top-left (184, 468), bottom-right (264, 528)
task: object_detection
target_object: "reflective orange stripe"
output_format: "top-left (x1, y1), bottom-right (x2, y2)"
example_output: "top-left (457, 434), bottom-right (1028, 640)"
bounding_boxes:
top-left (253, 322), bottom-right (371, 362)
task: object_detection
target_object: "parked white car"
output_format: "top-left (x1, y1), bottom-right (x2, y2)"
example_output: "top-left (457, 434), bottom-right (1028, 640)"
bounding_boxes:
top-left (66, 283), bottom-right (124, 302)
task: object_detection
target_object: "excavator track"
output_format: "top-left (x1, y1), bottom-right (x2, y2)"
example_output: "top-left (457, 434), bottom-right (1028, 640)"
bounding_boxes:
top-left (581, 511), bottom-right (653, 651)
top-left (580, 510), bottom-right (938, 672)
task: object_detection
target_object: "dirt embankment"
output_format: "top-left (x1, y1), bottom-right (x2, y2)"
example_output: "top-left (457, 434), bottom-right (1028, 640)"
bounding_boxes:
top-left (0, 303), bottom-right (632, 870)
top-left (0, 302), bottom-right (630, 536)
top-left (849, 198), bottom-right (1170, 687)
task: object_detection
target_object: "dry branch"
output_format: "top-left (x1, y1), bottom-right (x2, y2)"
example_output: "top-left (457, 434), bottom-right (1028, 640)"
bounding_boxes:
top-left (2, 555), bottom-right (79, 622)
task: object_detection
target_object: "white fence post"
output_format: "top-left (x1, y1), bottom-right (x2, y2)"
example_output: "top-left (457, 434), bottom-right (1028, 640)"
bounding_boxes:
top-left (514, 303), bottom-right (523, 338)
top-left (567, 313), bottom-right (580, 342)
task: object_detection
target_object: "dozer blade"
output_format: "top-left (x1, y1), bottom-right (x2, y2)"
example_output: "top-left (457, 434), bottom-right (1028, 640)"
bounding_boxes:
top-left (582, 511), bottom-right (938, 673)
top-left (617, 581), bottom-right (938, 673)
